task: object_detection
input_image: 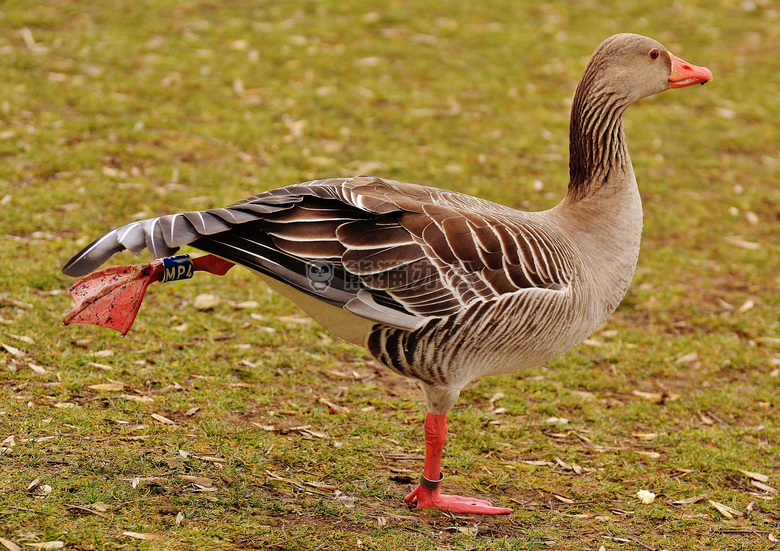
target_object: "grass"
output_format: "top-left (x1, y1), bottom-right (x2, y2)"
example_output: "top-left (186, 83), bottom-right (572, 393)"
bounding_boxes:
top-left (1, 0), bottom-right (778, 549)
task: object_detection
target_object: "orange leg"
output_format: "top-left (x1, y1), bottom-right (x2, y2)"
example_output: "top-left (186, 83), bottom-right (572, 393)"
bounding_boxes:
top-left (404, 412), bottom-right (512, 515)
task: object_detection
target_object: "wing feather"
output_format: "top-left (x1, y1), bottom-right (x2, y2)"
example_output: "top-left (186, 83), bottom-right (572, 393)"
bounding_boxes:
top-left (117, 223), bottom-right (147, 253)
top-left (342, 243), bottom-right (426, 275)
top-left (270, 235), bottom-right (346, 259)
top-left (63, 176), bottom-right (576, 331)
top-left (264, 220), bottom-right (344, 242)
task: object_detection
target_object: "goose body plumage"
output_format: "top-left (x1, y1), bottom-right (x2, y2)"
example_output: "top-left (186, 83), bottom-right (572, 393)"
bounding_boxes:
top-left (63, 175), bottom-right (635, 411)
top-left (63, 33), bottom-right (712, 514)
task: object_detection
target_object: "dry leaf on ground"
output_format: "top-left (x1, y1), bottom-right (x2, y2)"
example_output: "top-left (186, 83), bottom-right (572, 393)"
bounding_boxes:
top-left (26, 478), bottom-right (51, 496)
top-left (318, 397), bottom-right (349, 414)
top-left (27, 363), bottom-right (47, 374)
top-left (119, 394), bottom-right (153, 403)
top-left (151, 413), bottom-right (175, 425)
top-left (632, 390), bottom-right (664, 403)
top-left (709, 500), bottom-right (744, 519)
top-left (738, 299), bottom-right (755, 313)
top-left (522, 460), bottom-right (556, 467)
top-left (671, 494), bottom-right (708, 505)
top-left (631, 432), bottom-right (658, 440)
top-left (182, 475), bottom-right (213, 486)
top-left (723, 236), bottom-right (760, 250)
top-left (193, 293), bottom-right (220, 309)
top-left (88, 383), bottom-right (124, 392)
top-left (192, 454), bottom-right (226, 463)
top-left (122, 532), bottom-right (160, 540)
top-left (675, 352), bottom-right (699, 365)
top-left (66, 504), bottom-right (109, 519)
top-left (750, 480), bottom-right (777, 494)
top-left (0, 537), bottom-right (21, 551)
top-left (737, 469), bottom-right (769, 483)
top-left (279, 315), bottom-right (310, 325)
top-left (1, 343), bottom-right (23, 356)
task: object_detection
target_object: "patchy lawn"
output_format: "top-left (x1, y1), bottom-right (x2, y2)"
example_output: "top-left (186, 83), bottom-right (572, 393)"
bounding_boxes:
top-left (0, 0), bottom-right (778, 549)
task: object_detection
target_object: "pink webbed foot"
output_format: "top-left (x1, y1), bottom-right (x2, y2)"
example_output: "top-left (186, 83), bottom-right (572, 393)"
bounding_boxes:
top-left (404, 484), bottom-right (512, 515)
top-left (64, 254), bottom-right (234, 335)
top-left (64, 262), bottom-right (160, 335)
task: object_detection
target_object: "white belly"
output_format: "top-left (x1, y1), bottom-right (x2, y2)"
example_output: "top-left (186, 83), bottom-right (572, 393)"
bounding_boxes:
top-left (253, 271), bottom-right (375, 346)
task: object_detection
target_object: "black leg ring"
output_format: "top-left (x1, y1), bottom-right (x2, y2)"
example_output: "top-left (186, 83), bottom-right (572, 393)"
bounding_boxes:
top-left (419, 472), bottom-right (444, 490)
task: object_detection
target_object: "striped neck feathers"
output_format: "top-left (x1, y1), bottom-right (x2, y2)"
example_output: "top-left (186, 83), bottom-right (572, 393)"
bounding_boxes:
top-left (567, 65), bottom-right (633, 202)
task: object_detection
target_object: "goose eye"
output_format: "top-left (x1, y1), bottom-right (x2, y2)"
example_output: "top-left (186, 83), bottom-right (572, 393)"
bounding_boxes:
top-left (649, 48), bottom-right (660, 60)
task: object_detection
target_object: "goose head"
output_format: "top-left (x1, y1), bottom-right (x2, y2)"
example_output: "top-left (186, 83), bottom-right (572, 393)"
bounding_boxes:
top-left (579, 33), bottom-right (713, 105)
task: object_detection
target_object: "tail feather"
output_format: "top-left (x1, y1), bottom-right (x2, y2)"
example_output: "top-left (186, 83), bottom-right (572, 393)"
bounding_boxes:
top-left (62, 231), bottom-right (127, 277)
top-left (62, 206), bottom-right (290, 277)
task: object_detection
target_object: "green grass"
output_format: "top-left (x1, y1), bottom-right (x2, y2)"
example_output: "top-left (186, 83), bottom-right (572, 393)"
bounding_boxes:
top-left (1, 0), bottom-right (778, 549)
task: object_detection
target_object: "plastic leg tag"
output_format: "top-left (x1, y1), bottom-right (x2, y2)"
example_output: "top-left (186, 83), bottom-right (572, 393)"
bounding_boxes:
top-left (160, 255), bottom-right (195, 283)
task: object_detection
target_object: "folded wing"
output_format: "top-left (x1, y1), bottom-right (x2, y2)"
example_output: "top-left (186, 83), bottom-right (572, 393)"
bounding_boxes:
top-left (63, 176), bottom-right (575, 330)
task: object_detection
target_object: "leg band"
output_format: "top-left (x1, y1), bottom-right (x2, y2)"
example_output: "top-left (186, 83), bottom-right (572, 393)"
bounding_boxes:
top-left (160, 255), bottom-right (194, 283)
top-left (419, 472), bottom-right (444, 490)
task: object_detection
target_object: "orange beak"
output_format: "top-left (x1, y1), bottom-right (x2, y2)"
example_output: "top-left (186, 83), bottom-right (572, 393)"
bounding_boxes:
top-left (668, 53), bottom-right (713, 88)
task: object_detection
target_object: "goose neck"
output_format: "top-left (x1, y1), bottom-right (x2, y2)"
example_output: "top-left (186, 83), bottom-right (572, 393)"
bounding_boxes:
top-left (567, 79), bottom-right (632, 202)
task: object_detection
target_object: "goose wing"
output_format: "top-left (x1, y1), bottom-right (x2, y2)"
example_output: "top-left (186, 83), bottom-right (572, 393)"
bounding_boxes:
top-left (62, 176), bottom-right (575, 330)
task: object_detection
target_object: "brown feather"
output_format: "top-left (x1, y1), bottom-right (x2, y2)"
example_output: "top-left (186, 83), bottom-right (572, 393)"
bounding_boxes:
top-left (264, 220), bottom-right (344, 241)
top-left (336, 218), bottom-right (415, 249)
top-left (271, 236), bottom-right (346, 259)
top-left (342, 243), bottom-right (426, 275)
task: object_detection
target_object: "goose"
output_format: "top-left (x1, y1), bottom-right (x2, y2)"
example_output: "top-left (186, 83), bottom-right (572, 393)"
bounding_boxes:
top-left (62, 33), bottom-right (712, 515)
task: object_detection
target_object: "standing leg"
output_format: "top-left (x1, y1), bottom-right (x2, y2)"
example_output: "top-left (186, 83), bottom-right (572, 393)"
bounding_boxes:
top-left (404, 412), bottom-right (512, 514)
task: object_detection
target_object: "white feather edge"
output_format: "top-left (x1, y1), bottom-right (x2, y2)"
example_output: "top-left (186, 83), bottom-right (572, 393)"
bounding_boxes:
top-left (345, 289), bottom-right (425, 331)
